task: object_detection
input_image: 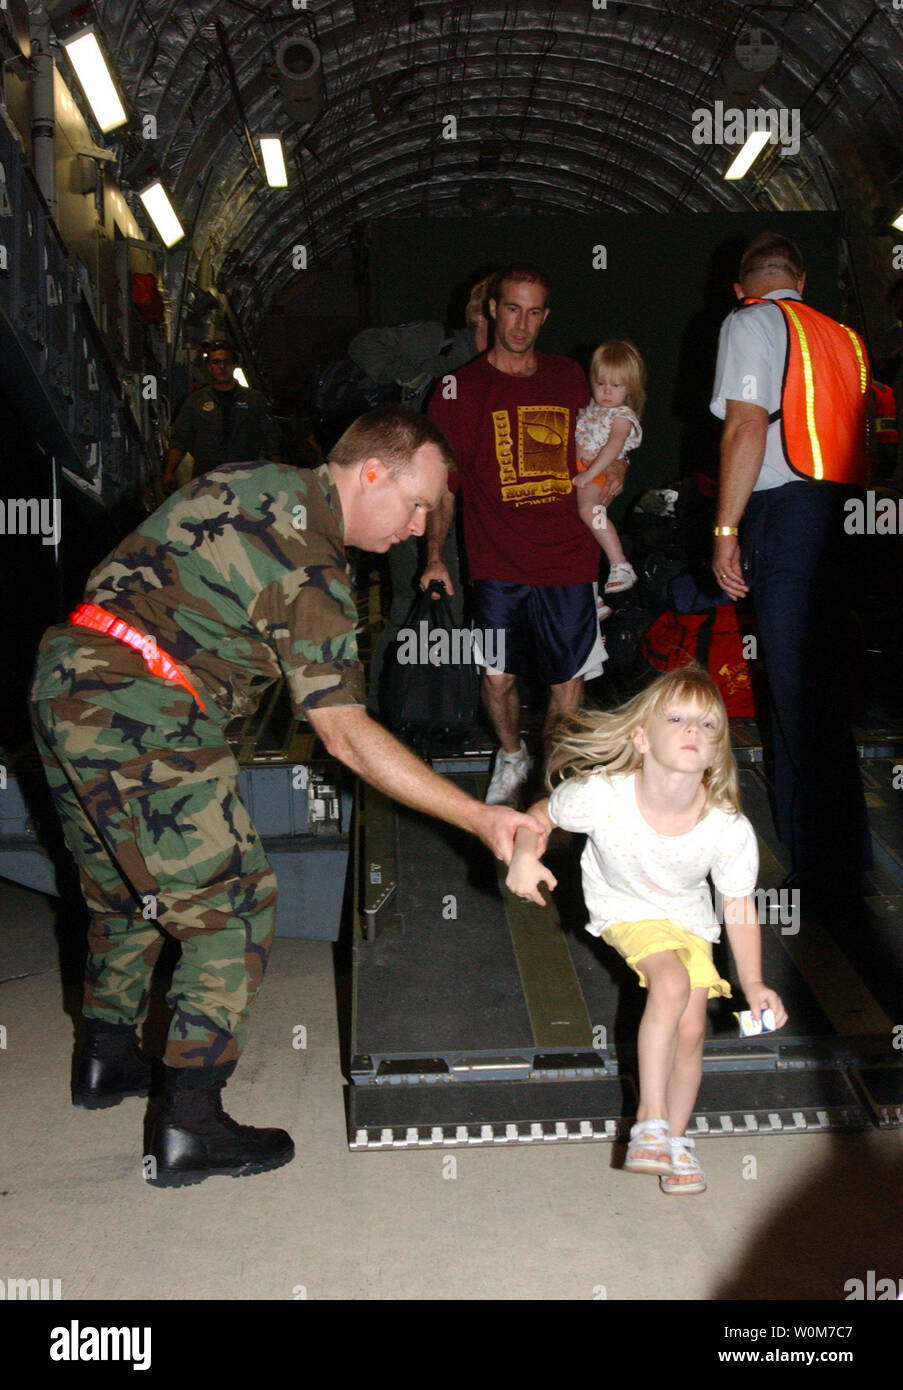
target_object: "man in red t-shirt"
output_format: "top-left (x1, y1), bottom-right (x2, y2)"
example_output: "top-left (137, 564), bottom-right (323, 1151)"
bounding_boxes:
top-left (423, 264), bottom-right (624, 806)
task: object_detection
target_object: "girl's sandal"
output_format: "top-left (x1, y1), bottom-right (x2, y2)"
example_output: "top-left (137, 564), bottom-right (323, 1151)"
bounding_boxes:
top-left (623, 1118), bottom-right (672, 1174)
top-left (660, 1136), bottom-right (707, 1194)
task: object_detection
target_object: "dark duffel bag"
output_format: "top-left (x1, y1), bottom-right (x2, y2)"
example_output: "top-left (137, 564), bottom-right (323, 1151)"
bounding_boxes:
top-left (379, 581), bottom-right (479, 755)
top-left (601, 599), bottom-right (658, 701)
top-left (311, 356), bottom-right (397, 453)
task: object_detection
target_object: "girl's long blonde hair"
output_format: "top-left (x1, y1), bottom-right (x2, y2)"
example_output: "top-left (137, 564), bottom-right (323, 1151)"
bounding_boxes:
top-left (546, 665), bottom-right (742, 816)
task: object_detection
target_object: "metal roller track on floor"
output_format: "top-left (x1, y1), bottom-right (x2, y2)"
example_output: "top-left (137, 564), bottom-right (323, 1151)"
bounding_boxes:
top-left (347, 743), bottom-right (903, 1151)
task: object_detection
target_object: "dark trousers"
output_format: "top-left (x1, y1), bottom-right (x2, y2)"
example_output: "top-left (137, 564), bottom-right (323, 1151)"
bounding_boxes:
top-left (742, 481), bottom-right (872, 879)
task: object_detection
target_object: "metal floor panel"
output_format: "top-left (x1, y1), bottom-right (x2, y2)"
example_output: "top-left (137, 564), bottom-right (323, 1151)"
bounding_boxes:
top-left (353, 789), bottom-right (538, 1057)
top-left (349, 1066), bottom-right (869, 1150)
top-left (848, 1063), bottom-right (903, 1127)
top-left (349, 757), bottom-right (903, 1147)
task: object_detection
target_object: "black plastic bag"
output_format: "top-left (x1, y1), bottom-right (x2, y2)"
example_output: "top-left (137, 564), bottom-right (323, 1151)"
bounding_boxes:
top-left (601, 598), bottom-right (658, 701)
top-left (379, 581), bottom-right (479, 755)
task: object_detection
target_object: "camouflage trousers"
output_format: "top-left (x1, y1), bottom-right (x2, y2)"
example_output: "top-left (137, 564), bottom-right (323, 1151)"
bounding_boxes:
top-left (29, 626), bottom-right (278, 1069)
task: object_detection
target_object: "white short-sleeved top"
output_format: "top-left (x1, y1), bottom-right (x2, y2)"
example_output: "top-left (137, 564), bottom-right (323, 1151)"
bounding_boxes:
top-left (710, 288), bottom-right (806, 493)
top-left (547, 769), bottom-right (758, 942)
top-left (575, 403), bottom-right (642, 460)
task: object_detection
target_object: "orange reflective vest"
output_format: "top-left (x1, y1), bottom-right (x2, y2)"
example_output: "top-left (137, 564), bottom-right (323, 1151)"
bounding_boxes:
top-left (872, 380), bottom-right (897, 444)
top-left (740, 297), bottom-right (870, 485)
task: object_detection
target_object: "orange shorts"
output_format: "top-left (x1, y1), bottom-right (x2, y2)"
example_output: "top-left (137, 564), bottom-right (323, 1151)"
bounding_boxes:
top-left (576, 459), bottom-right (607, 489)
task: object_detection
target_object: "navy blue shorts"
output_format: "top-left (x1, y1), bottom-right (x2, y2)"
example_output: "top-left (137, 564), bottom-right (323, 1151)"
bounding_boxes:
top-left (470, 580), bottom-right (606, 686)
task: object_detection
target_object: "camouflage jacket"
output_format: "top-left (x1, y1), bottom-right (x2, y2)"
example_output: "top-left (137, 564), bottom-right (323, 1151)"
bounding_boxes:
top-left (33, 463), bottom-right (365, 724)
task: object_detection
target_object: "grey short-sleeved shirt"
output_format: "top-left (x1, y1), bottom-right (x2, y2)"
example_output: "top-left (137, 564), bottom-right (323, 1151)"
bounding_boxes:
top-left (710, 289), bottom-right (806, 493)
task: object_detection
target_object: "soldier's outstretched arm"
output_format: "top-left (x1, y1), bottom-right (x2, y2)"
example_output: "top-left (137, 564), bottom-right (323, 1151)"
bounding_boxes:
top-left (305, 704), bottom-right (545, 864)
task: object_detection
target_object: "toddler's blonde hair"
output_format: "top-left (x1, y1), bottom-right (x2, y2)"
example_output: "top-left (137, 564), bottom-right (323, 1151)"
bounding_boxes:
top-left (589, 339), bottom-right (647, 419)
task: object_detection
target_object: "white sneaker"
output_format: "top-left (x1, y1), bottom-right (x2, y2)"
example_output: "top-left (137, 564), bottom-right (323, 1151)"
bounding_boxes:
top-left (604, 561), bottom-right (637, 595)
top-left (485, 742), bottom-right (532, 806)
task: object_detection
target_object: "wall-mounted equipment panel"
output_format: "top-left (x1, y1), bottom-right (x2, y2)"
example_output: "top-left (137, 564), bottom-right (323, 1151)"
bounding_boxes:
top-left (0, 112), bottom-right (148, 508)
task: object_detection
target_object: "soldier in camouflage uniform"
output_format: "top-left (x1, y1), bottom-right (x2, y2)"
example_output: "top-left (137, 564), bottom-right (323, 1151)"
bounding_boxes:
top-left (30, 406), bottom-right (542, 1187)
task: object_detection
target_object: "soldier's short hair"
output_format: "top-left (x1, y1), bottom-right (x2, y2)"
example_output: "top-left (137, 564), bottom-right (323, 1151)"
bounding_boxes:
top-left (328, 405), bottom-right (455, 476)
top-left (739, 233), bottom-right (805, 284)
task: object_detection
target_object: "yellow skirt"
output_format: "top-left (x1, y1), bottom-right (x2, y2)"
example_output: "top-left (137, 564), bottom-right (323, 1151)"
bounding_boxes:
top-left (601, 918), bottom-right (732, 1000)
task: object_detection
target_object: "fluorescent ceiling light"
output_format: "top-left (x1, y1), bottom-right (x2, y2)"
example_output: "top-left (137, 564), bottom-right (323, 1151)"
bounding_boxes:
top-left (724, 129), bottom-right (771, 180)
top-left (62, 29), bottom-right (128, 134)
top-left (892, 208), bottom-right (903, 232)
top-left (138, 181), bottom-right (185, 247)
top-left (233, 367), bottom-right (249, 388)
top-left (260, 137), bottom-right (288, 187)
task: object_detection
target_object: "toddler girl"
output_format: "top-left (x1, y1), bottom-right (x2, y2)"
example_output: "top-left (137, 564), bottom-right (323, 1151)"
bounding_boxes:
top-left (574, 341), bottom-right (645, 618)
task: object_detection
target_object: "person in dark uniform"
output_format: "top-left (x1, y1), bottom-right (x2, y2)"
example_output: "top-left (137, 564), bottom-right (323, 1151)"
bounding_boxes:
top-left (161, 340), bottom-right (281, 488)
top-left (30, 406), bottom-right (544, 1188)
top-left (710, 231), bottom-right (872, 904)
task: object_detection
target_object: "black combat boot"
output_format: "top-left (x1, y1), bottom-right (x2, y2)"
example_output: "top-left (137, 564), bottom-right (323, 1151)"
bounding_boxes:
top-left (146, 1062), bottom-right (294, 1188)
top-left (71, 1019), bottom-right (155, 1109)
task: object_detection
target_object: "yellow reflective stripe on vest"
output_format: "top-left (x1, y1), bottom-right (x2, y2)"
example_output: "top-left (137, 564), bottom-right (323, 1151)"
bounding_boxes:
top-left (843, 326), bottom-right (868, 394)
top-left (780, 301), bottom-right (823, 480)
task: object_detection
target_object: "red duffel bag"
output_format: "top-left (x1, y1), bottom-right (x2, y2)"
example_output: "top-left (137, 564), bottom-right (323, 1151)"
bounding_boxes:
top-left (641, 603), bottom-right (757, 717)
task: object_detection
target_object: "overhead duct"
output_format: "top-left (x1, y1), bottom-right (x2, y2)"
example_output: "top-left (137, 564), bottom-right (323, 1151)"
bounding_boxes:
top-left (274, 36), bottom-right (324, 126)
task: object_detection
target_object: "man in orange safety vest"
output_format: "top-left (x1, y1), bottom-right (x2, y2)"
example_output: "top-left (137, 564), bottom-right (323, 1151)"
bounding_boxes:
top-left (709, 231), bottom-right (872, 913)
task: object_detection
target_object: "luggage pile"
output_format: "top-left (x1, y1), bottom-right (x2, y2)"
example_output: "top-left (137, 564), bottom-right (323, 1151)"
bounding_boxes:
top-left (602, 475), bottom-right (759, 716)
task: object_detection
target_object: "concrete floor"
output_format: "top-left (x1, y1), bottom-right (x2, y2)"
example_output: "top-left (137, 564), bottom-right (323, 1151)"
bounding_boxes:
top-left (1, 879), bottom-right (901, 1303)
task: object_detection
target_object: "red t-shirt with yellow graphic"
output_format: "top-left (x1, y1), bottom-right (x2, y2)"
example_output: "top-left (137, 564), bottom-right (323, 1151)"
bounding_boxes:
top-left (428, 353), bottom-right (598, 585)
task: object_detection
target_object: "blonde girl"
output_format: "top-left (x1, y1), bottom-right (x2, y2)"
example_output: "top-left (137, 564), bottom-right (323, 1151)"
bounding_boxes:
top-left (506, 666), bottom-right (787, 1194)
top-left (574, 340), bottom-right (646, 617)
